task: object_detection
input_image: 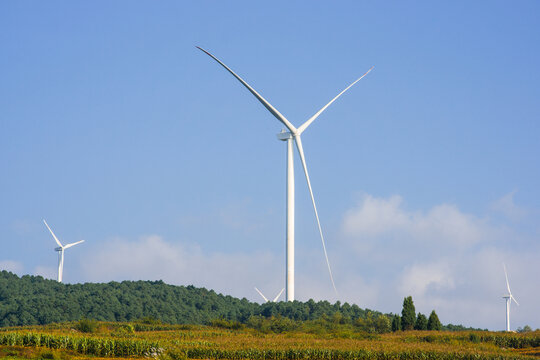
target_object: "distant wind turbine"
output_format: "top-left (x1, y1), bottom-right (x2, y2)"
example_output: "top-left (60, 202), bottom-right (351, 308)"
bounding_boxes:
top-left (255, 287), bottom-right (285, 303)
top-left (43, 219), bottom-right (85, 283)
top-left (502, 263), bottom-right (519, 331)
top-left (198, 47), bottom-right (373, 301)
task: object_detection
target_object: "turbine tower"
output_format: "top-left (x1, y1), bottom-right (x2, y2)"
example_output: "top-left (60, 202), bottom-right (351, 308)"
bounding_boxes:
top-left (255, 287), bottom-right (285, 303)
top-left (198, 47), bottom-right (373, 301)
top-left (502, 263), bottom-right (519, 331)
top-left (43, 219), bottom-right (85, 283)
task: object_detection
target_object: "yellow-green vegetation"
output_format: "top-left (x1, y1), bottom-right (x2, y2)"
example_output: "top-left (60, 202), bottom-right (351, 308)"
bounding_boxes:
top-left (0, 321), bottom-right (538, 360)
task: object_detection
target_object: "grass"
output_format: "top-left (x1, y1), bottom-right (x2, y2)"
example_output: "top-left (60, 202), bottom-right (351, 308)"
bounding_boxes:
top-left (0, 322), bottom-right (538, 359)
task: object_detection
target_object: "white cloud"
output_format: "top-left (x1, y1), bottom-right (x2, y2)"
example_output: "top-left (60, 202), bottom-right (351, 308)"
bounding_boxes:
top-left (413, 203), bottom-right (488, 245)
top-left (399, 261), bottom-right (455, 297)
top-left (80, 235), bottom-right (282, 301)
top-left (68, 192), bottom-right (539, 331)
top-left (0, 260), bottom-right (23, 274)
top-left (490, 190), bottom-right (527, 222)
top-left (33, 265), bottom-right (56, 280)
top-left (337, 193), bottom-right (540, 330)
top-left (343, 195), bottom-right (409, 236)
top-left (342, 194), bottom-right (490, 247)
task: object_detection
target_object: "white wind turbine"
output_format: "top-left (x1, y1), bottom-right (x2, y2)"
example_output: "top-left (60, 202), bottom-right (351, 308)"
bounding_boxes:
top-left (43, 219), bottom-right (85, 283)
top-left (198, 47), bottom-right (373, 301)
top-left (502, 263), bottom-right (519, 331)
top-left (255, 287), bottom-right (285, 303)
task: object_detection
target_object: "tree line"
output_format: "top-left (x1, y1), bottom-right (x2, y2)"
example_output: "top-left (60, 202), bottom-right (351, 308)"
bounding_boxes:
top-left (391, 296), bottom-right (441, 331)
top-left (0, 271), bottom-right (480, 331)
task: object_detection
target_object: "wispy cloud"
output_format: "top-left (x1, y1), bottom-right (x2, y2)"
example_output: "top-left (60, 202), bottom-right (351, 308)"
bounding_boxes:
top-left (399, 261), bottom-right (455, 297)
top-left (80, 235), bottom-right (282, 301)
top-left (33, 265), bottom-right (56, 280)
top-left (0, 260), bottom-right (23, 274)
top-left (70, 192), bottom-right (539, 330)
top-left (490, 190), bottom-right (527, 222)
top-left (336, 193), bottom-right (539, 330)
top-left (342, 194), bottom-right (491, 247)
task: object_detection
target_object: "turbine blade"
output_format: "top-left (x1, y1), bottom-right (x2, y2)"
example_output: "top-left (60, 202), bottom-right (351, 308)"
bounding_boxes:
top-left (197, 47), bottom-right (297, 134)
top-left (503, 263), bottom-right (511, 295)
top-left (273, 288), bottom-right (285, 302)
top-left (293, 135), bottom-right (338, 296)
top-left (511, 295), bottom-right (519, 306)
top-left (254, 287), bottom-right (269, 302)
top-left (43, 219), bottom-right (63, 247)
top-left (297, 66), bottom-right (374, 134)
top-left (63, 240), bottom-right (85, 249)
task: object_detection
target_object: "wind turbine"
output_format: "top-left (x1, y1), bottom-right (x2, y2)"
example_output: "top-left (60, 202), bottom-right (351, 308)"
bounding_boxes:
top-left (255, 287), bottom-right (285, 303)
top-left (43, 219), bottom-right (85, 283)
top-left (502, 263), bottom-right (519, 331)
top-left (198, 48), bottom-right (373, 301)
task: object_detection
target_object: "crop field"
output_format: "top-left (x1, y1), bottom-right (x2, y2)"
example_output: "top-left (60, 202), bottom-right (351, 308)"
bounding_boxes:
top-left (0, 321), bottom-right (539, 360)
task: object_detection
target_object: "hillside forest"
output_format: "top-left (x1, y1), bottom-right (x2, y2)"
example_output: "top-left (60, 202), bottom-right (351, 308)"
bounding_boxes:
top-left (0, 271), bottom-right (482, 332)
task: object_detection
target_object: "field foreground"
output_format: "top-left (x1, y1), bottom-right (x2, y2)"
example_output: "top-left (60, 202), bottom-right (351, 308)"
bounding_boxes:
top-left (0, 322), bottom-right (539, 359)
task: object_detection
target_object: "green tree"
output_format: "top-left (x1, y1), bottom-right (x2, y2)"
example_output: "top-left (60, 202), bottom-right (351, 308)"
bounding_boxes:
top-left (374, 314), bottom-right (391, 333)
top-left (414, 313), bottom-right (428, 330)
top-left (401, 296), bottom-right (416, 330)
top-left (391, 315), bottom-right (401, 332)
top-left (517, 325), bottom-right (532, 333)
top-left (427, 310), bottom-right (441, 331)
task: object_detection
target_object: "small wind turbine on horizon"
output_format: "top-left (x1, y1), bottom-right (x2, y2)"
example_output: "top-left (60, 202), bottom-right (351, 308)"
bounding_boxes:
top-left (43, 219), bottom-right (85, 283)
top-left (255, 287), bottom-right (285, 303)
top-left (502, 263), bottom-right (519, 332)
top-left (198, 47), bottom-right (373, 301)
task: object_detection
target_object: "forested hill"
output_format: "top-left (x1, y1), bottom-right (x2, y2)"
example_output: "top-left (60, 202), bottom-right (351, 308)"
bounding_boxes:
top-left (0, 271), bottom-right (375, 327)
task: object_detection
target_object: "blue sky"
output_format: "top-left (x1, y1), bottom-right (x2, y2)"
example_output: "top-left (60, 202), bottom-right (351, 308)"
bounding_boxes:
top-left (1, 1), bottom-right (539, 330)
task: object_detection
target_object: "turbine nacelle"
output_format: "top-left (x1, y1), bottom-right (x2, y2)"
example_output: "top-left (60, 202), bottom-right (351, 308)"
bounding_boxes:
top-left (54, 247), bottom-right (62, 252)
top-left (277, 130), bottom-right (293, 141)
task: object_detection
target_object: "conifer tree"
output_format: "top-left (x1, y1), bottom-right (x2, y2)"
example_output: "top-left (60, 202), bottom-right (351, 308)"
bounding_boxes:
top-left (414, 313), bottom-right (428, 330)
top-left (427, 310), bottom-right (442, 330)
top-left (401, 296), bottom-right (416, 330)
top-left (391, 314), bottom-right (401, 332)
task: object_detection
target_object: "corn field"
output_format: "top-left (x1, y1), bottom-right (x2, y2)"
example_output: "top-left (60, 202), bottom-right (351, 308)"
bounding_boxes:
top-left (0, 323), bottom-right (538, 359)
top-left (182, 347), bottom-right (536, 360)
top-left (0, 332), bottom-right (161, 357)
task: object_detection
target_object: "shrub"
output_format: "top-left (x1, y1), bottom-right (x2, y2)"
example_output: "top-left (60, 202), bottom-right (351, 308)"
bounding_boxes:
top-left (75, 318), bottom-right (98, 333)
top-left (112, 323), bottom-right (135, 335)
top-left (269, 316), bottom-right (296, 333)
top-left (40, 351), bottom-right (55, 359)
top-left (469, 332), bottom-right (480, 343)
